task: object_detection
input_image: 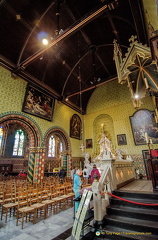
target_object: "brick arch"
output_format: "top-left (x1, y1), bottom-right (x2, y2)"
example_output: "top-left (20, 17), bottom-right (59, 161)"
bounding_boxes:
top-left (0, 114), bottom-right (42, 147)
top-left (43, 127), bottom-right (71, 151)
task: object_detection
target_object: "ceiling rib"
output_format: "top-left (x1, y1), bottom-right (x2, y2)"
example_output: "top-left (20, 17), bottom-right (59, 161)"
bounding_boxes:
top-left (67, 76), bottom-right (117, 98)
top-left (17, 4), bottom-right (109, 70)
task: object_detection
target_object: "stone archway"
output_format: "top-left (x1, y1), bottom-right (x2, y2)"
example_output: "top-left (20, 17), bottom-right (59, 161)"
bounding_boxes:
top-left (0, 113), bottom-right (42, 182)
top-left (44, 127), bottom-right (71, 177)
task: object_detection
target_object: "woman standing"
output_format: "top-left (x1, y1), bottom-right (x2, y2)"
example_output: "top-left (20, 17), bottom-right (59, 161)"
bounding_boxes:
top-left (73, 169), bottom-right (82, 212)
top-left (90, 164), bottom-right (101, 183)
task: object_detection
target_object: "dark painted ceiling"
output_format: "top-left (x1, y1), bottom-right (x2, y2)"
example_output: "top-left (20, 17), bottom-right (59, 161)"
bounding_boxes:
top-left (1, 0), bottom-right (148, 114)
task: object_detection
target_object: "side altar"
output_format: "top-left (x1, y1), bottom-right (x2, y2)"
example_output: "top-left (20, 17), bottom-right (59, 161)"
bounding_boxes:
top-left (83, 130), bottom-right (135, 223)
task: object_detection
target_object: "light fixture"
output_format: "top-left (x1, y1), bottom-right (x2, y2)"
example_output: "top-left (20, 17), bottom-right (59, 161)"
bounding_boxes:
top-left (89, 45), bottom-right (101, 85)
top-left (134, 94), bottom-right (139, 99)
top-left (42, 38), bottom-right (49, 45)
top-left (16, 14), bottom-right (21, 20)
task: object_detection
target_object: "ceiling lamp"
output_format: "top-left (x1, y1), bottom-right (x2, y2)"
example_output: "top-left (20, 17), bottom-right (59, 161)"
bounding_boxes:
top-left (77, 36), bottom-right (85, 152)
top-left (42, 38), bottom-right (49, 45)
top-left (113, 36), bottom-right (158, 109)
top-left (89, 45), bottom-right (101, 85)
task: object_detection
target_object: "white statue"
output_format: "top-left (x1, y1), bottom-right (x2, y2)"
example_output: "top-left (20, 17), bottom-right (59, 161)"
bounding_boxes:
top-left (84, 152), bottom-right (90, 164)
top-left (115, 148), bottom-right (123, 160)
top-left (99, 132), bottom-right (111, 154)
top-left (97, 132), bottom-right (112, 160)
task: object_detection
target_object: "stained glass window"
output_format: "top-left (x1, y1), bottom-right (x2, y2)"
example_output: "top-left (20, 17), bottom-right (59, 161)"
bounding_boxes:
top-left (13, 129), bottom-right (25, 156)
top-left (48, 136), bottom-right (55, 157)
top-left (48, 134), bottom-right (64, 158)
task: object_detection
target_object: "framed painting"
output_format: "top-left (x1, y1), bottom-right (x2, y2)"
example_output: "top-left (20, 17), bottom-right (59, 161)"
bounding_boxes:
top-left (130, 109), bottom-right (158, 145)
top-left (117, 134), bottom-right (127, 146)
top-left (22, 84), bottom-right (54, 121)
top-left (70, 114), bottom-right (82, 140)
top-left (86, 139), bottom-right (93, 149)
top-left (149, 34), bottom-right (158, 70)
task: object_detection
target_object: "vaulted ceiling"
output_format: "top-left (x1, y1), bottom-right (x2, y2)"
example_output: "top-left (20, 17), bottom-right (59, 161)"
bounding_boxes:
top-left (1, 0), bottom-right (148, 114)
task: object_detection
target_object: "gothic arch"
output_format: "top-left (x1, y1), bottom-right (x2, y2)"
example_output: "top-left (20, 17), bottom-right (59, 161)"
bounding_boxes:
top-left (0, 112), bottom-right (42, 147)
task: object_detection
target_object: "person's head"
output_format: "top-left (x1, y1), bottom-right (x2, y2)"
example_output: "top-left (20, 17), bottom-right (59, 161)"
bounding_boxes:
top-left (93, 164), bottom-right (97, 169)
top-left (76, 169), bottom-right (82, 176)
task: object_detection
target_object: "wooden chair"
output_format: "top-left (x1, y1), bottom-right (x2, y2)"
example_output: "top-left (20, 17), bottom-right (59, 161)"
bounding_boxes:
top-left (55, 185), bottom-right (68, 211)
top-left (29, 189), bottom-right (47, 222)
top-left (65, 185), bottom-right (75, 207)
top-left (40, 188), bottom-right (56, 217)
top-left (1, 188), bottom-right (18, 222)
top-left (16, 191), bottom-right (36, 229)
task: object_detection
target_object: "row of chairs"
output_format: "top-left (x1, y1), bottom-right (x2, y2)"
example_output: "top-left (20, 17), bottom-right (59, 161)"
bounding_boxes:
top-left (0, 180), bottom-right (75, 228)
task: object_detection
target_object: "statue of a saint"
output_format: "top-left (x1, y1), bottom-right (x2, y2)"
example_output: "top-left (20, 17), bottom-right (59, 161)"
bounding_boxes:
top-left (98, 132), bottom-right (111, 154)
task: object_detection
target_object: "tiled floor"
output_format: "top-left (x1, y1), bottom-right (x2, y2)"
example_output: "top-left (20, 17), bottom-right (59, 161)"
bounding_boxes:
top-left (0, 207), bottom-right (74, 240)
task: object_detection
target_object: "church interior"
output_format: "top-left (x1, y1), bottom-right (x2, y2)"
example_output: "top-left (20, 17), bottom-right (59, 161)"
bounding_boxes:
top-left (0, 0), bottom-right (158, 239)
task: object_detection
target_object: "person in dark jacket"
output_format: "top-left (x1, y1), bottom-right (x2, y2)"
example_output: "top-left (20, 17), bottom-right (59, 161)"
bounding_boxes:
top-left (59, 167), bottom-right (66, 183)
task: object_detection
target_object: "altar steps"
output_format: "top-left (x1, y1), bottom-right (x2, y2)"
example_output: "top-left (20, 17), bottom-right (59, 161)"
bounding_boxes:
top-left (82, 190), bottom-right (158, 240)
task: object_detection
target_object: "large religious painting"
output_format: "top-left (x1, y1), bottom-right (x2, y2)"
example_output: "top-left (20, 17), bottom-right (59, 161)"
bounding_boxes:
top-left (70, 114), bottom-right (81, 140)
top-left (130, 109), bottom-right (158, 145)
top-left (22, 84), bottom-right (54, 121)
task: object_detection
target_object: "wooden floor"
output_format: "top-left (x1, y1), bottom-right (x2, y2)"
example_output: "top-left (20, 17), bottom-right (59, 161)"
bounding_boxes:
top-left (119, 180), bottom-right (153, 193)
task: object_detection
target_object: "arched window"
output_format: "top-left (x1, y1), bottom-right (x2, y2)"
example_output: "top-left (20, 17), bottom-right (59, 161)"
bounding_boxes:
top-left (0, 124), bottom-right (28, 158)
top-left (13, 129), bottom-right (25, 156)
top-left (48, 134), bottom-right (64, 159)
top-left (48, 136), bottom-right (55, 157)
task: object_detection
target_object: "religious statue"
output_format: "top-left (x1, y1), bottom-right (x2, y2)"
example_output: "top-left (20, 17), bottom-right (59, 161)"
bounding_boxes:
top-left (97, 131), bottom-right (112, 160)
top-left (115, 148), bottom-right (123, 160)
top-left (99, 132), bottom-right (111, 154)
top-left (85, 152), bottom-right (90, 164)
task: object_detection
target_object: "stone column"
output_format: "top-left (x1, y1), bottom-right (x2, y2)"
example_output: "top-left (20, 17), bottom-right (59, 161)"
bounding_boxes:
top-left (61, 150), bottom-right (71, 177)
top-left (28, 147), bottom-right (46, 183)
top-left (27, 149), bottom-right (35, 183)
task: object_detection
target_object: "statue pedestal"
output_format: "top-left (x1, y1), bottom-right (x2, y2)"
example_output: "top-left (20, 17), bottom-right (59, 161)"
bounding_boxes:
top-left (100, 159), bottom-right (115, 174)
top-left (100, 151), bottom-right (112, 161)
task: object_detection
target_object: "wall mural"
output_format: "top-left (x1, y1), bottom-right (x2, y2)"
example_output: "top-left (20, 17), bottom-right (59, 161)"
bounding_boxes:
top-left (130, 109), bottom-right (158, 145)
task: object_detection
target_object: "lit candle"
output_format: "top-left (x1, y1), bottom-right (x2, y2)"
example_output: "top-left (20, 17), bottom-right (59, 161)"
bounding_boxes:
top-left (144, 132), bottom-right (148, 143)
top-left (144, 78), bottom-right (149, 89)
